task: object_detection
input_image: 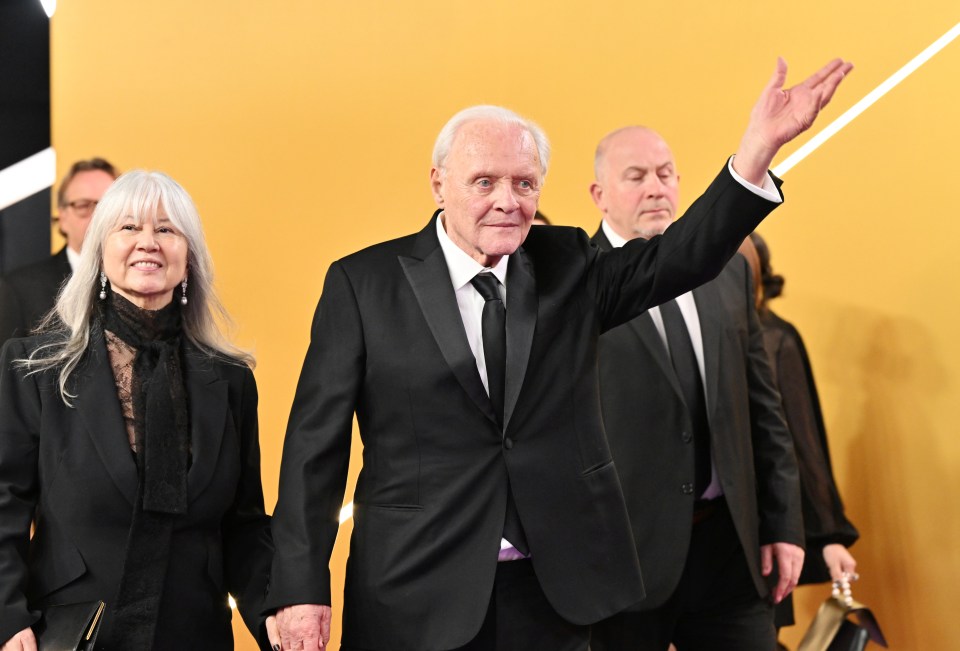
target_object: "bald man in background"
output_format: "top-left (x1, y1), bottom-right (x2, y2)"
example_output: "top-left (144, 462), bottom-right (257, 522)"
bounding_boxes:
top-left (589, 127), bottom-right (803, 650)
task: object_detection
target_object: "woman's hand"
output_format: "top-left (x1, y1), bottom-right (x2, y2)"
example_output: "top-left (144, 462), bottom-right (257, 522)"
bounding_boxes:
top-left (1, 628), bottom-right (37, 651)
top-left (823, 543), bottom-right (857, 581)
top-left (266, 614), bottom-right (281, 650)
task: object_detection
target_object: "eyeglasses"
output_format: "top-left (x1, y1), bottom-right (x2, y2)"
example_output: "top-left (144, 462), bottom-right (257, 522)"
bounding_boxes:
top-left (64, 199), bottom-right (98, 214)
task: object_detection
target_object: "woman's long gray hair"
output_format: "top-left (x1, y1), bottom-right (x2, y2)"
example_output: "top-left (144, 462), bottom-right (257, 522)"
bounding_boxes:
top-left (20, 170), bottom-right (254, 403)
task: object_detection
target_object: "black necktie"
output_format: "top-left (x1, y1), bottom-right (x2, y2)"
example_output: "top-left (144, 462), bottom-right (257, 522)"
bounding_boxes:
top-left (659, 299), bottom-right (712, 497)
top-left (471, 272), bottom-right (528, 555)
top-left (471, 273), bottom-right (506, 426)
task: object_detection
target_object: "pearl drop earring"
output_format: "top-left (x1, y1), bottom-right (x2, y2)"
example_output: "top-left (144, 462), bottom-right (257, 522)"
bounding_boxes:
top-left (99, 272), bottom-right (107, 300)
top-left (181, 277), bottom-right (188, 306)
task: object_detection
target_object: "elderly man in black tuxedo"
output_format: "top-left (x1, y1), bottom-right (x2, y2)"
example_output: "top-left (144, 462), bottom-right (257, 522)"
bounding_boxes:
top-left (267, 58), bottom-right (852, 651)
top-left (588, 125), bottom-right (805, 651)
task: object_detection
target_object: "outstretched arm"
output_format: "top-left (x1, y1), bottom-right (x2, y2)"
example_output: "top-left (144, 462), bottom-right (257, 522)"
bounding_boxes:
top-left (734, 57), bottom-right (853, 184)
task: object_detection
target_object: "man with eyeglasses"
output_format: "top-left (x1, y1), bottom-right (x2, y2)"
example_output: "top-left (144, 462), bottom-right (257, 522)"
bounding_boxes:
top-left (0, 157), bottom-right (118, 344)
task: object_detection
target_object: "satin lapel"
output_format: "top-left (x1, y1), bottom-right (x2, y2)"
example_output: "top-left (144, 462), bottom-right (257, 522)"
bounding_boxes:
top-left (398, 220), bottom-right (498, 426)
top-left (692, 284), bottom-right (722, 419)
top-left (503, 248), bottom-right (536, 431)
top-left (626, 312), bottom-right (685, 402)
top-left (184, 348), bottom-right (229, 500)
top-left (74, 336), bottom-right (138, 507)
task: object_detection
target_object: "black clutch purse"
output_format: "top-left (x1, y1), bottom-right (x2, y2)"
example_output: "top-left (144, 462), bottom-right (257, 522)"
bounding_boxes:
top-left (33, 600), bottom-right (105, 651)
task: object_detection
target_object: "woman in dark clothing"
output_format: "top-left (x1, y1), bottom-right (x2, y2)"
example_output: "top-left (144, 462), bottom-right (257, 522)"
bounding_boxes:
top-left (743, 232), bottom-right (860, 631)
top-left (0, 171), bottom-right (278, 650)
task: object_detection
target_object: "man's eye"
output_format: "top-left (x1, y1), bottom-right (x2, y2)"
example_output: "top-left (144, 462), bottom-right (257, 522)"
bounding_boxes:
top-left (518, 180), bottom-right (531, 189)
top-left (477, 179), bottom-right (491, 187)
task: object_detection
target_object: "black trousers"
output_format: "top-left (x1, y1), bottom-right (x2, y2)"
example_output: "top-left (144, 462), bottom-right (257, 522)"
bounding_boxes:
top-left (454, 558), bottom-right (589, 651)
top-left (591, 499), bottom-right (776, 651)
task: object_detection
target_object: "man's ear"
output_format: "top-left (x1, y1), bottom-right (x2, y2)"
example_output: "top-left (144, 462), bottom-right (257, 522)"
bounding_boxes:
top-left (589, 181), bottom-right (604, 211)
top-left (430, 167), bottom-right (444, 205)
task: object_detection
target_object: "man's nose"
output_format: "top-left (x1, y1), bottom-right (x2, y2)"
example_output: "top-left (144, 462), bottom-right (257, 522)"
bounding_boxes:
top-left (493, 180), bottom-right (521, 212)
top-left (643, 177), bottom-right (667, 198)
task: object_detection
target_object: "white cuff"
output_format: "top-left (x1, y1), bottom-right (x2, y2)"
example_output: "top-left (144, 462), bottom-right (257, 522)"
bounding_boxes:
top-left (727, 156), bottom-right (782, 204)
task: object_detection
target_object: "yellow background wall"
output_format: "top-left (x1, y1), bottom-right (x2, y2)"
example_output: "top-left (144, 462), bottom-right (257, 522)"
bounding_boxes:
top-left (49, 2), bottom-right (960, 648)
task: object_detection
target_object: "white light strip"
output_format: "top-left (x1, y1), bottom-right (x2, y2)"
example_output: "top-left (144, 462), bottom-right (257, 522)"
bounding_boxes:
top-left (773, 21), bottom-right (960, 177)
top-left (39, 0), bottom-right (56, 18)
top-left (339, 501), bottom-right (354, 523)
top-left (0, 148), bottom-right (57, 211)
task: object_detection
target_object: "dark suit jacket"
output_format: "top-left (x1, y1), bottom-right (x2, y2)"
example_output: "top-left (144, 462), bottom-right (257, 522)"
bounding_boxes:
top-left (0, 248), bottom-right (72, 345)
top-left (594, 229), bottom-right (804, 609)
top-left (0, 334), bottom-right (274, 650)
top-left (760, 309), bottom-right (858, 585)
top-left (268, 166), bottom-right (781, 651)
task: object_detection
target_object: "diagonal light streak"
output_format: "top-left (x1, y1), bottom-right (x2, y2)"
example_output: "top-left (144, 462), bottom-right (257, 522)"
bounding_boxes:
top-left (774, 21), bottom-right (960, 176)
top-left (0, 148), bottom-right (57, 211)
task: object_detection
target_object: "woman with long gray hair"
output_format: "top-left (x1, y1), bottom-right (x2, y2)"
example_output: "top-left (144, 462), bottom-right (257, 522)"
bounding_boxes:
top-left (0, 170), bottom-right (278, 650)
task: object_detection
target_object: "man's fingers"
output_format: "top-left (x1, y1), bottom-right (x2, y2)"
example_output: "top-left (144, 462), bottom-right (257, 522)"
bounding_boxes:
top-left (802, 58), bottom-right (846, 90)
top-left (760, 545), bottom-right (773, 576)
top-left (764, 56), bottom-right (788, 93)
top-left (817, 62), bottom-right (853, 109)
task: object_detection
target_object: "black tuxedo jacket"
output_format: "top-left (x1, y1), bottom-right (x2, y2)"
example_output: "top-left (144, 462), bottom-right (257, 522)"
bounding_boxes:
top-left (268, 166), bottom-right (781, 651)
top-left (0, 334), bottom-right (274, 650)
top-left (0, 248), bottom-right (72, 345)
top-left (594, 228), bottom-right (804, 609)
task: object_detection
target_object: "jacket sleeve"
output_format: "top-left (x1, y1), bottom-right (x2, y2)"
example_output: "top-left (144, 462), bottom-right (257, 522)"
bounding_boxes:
top-left (222, 365), bottom-right (275, 650)
top-left (740, 264), bottom-right (805, 547)
top-left (588, 164), bottom-right (783, 332)
top-left (0, 339), bottom-right (42, 645)
top-left (265, 260), bottom-right (363, 610)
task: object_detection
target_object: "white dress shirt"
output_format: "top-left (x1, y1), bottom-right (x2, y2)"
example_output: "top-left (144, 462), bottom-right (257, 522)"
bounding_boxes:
top-left (435, 215), bottom-right (524, 557)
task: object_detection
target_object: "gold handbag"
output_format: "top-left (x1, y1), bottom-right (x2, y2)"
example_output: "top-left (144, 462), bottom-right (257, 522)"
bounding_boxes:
top-left (797, 590), bottom-right (887, 651)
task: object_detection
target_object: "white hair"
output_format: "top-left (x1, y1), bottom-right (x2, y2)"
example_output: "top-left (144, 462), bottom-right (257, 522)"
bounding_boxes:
top-left (21, 170), bottom-right (253, 403)
top-left (432, 105), bottom-right (551, 180)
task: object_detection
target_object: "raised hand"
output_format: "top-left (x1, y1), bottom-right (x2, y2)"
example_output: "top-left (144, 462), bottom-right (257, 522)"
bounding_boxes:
top-left (734, 57), bottom-right (853, 184)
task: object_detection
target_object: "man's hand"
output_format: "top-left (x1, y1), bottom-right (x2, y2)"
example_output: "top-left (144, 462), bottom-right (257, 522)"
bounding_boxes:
top-left (1, 628), bottom-right (37, 651)
top-left (275, 604), bottom-right (332, 650)
top-left (734, 57), bottom-right (853, 184)
top-left (761, 541), bottom-right (805, 604)
top-left (822, 543), bottom-right (857, 581)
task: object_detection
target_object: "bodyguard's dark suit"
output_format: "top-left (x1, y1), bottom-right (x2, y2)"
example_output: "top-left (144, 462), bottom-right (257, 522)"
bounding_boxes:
top-left (592, 230), bottom-right (803, 613)
top-left (0, 248), bottom-right (72, 345)
top-left (0, 334), bottom-right (274, 650)
top-left (268, 167), bottom-right (781, 651)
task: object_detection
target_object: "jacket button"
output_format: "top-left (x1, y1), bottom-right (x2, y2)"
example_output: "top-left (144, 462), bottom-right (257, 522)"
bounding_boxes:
top-left (504, 437), bottom-right (514, 450)
top-left (681, 483), bottom-right (694, 495)
top-left (681, 430), bottom-right (692, 443)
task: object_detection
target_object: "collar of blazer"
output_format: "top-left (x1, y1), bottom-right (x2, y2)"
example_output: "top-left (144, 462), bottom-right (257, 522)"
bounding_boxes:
top-left (74, 335), bottom-right (230, 507)
top-left (592, 223), bottom-right (722, 420)
top-left (398, 212), bottom-right (536, 433)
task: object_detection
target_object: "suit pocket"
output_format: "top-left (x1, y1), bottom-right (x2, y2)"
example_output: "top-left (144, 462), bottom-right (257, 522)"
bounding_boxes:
top-left (580, 458), bottom-right (614, 477)
top-left (29, 538), bottom-right (87, 599)
top-left (362, 503), bottom-right (424, 512)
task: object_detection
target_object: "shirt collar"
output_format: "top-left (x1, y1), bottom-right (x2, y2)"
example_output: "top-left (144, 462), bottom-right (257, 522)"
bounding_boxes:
top-left (436, 212), bottom-right (509, 290)
top-left (65, 245), bottom-right (82, 272)
top-left (601, 219), bottom-right (629, 249)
